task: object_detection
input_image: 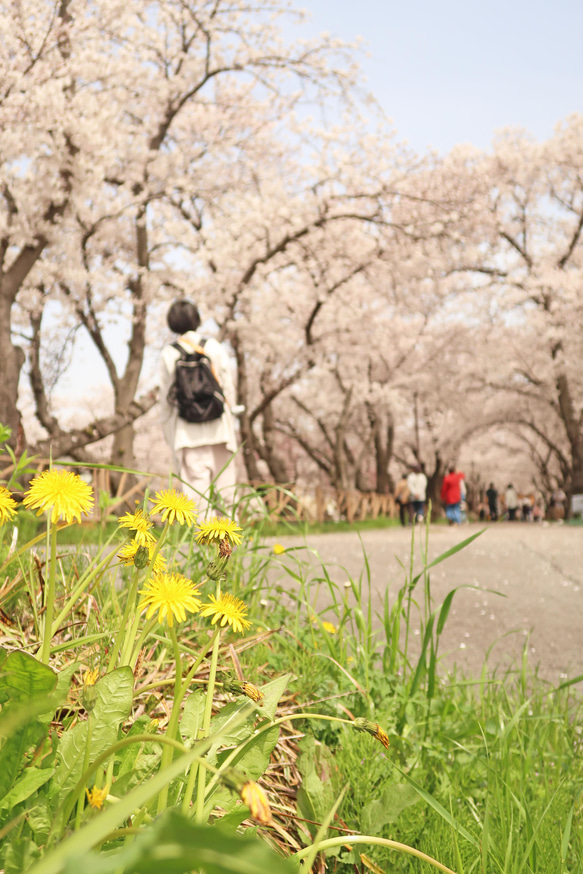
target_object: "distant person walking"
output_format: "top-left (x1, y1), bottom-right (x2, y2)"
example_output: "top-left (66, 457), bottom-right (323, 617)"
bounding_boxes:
top-left (505, 483), bottom-right (519, 521)
top-left (521, 494), bottom-right (533, 522)
top-left (159, 300), bottom-right (238, 511)
top-left (486, 483), bottom-right (499, 521)
top-left (440, 466), bottom-right (466, 526)
top-left (394, 473), bottom-right (410, 527)
top-left (407, 465), bottom-right (427, 523)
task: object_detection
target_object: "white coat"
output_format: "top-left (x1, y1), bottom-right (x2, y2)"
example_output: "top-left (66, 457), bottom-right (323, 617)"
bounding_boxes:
top-left (159, 331), bottom-right (237, 472)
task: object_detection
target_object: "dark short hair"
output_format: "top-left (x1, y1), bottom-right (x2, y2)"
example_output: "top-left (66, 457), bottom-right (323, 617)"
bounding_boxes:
top-left (167, 300), bottom-right (201, 334)
top-left (448, 466), bottom-right (455, 474)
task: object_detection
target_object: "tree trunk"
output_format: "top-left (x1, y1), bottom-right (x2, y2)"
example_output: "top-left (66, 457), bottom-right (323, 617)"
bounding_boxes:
top-left (0, 296), bottom-right (25, 448)
top-left (231, 334), bottom-right (263, 482)
top-left (109, 213), bottom-right (149, 482)
top-left (426, 451), bottom-right (443, 519)
top-left (262, 405), bottom-right (289, 483)
top-left (555, 371), bottom-right (583, 515)
top-left (369, 404), bottom-right (394, 494)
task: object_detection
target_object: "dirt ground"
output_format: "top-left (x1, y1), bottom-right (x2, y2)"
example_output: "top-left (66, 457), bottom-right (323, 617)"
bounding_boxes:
top-left (266, 522), bottom-right (583, 684)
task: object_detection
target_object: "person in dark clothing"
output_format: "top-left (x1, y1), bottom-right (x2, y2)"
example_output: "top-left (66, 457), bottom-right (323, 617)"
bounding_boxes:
top-left (486, 483), bottom-right (498, 521)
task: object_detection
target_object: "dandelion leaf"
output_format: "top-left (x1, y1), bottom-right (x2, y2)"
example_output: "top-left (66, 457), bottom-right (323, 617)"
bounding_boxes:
top-left (296, 735), bottom-right (340, 849)
top-left (361, 783), bottom-right (420, 834)
top-left (51, 667), bottom-right (134, 797)
top-left (60, 809), bottom-right (297, 874)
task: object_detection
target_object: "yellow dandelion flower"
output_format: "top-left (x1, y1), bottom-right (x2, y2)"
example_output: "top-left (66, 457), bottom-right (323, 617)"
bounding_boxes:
top-left (149, 489), bottom-right (197, 526)
top-left (195, 517), bottom-right (243, 546)
top-left (23, 469), bottom-right (94, 524)
top-left (138, 572), bottom-right (201, 627)
top-left (322, 621), bottom-right (337, 634)
top-left (0, 486), bottom-right (17, 525)
top-left (86, 786), bottom-right (108, 809)
top-left (83, 669), bottom-right (99, 687)
top-left (117, 539), bottom-right (167, 573)
top-left (241, 781), bottom-right (273, 824)
top-left (272, 543), bottom-right (285, 555)
top-left (118, 509), bottom-right (155, 544)
top-left (200, 592), bottom-right (251, 634)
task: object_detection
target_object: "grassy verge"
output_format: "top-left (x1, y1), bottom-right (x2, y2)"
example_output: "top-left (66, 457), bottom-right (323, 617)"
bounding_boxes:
top-left (0, 491), bottom-right (581, 874)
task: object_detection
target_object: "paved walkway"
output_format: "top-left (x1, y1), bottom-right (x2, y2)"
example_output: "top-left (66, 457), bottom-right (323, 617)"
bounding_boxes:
top-left (266, 523), bottom-right (583, 683)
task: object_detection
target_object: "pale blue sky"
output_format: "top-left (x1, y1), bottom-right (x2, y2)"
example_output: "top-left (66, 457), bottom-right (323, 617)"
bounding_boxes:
top-left (296, 0), bottom-right (583, 152)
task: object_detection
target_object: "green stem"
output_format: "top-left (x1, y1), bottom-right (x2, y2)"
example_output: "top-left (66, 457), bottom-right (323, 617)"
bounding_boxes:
top-left (128, 617), bottom-right (157, 670)
top-left (195, 629), bottom-right (221, 823)
top-left (293, 835), bottom-right (457, 874)
top-left (119, 608), bottom-right (142, 667)
top-left (173, 630), bottom-right (221, 816)
top-left (74, 713), bottom-right (93, 830)
top-left (119, 521), bottom-right (170, 668)
top-left (107, 567), bottom-right (141, 672)
top-left (156, 624), bottom-right (185, 814)
top-left (181, 759), bottom-right (200, 817)
top-left (41, 524), bottom-right (58, 664)
top-left (51, 546), bottom-right (117, 636)
top-left (204, 712), bottom-right (353, 799)
top-left (53, 733), bottom-right (219, 846)
top-left (32, 723), bottom-right (242, 874)
top-left (403, 521), bottom-right (416, 675)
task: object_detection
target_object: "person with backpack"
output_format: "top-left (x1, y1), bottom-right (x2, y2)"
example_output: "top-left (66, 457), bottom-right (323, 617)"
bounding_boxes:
top-left (159, 300), bottom-right (238, 509)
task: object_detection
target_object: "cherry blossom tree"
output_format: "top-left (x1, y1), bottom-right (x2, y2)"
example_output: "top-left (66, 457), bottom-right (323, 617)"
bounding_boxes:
top-left (447, 116), bottom-right (583, 505)
top-left (0, 0), bottom-right (361, 463)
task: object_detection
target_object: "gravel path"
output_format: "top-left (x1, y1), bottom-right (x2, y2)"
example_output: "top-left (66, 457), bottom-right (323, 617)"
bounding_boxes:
top-left (266, 523), bottom-right (583, 683)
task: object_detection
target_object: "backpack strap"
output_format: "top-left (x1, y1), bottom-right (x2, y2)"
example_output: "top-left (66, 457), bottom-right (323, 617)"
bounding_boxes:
top-left (172, 339), bottom-right (223, 391)
top-left (173, 338), bottom-right (207, 357)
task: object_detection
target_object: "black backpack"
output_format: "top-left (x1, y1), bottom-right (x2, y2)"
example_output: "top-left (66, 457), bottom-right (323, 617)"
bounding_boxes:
top-left (167, 340), bottom-right (226, 423)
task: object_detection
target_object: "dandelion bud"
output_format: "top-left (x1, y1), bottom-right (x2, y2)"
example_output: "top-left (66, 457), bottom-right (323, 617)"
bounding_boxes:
top-left (241, 682), bottom-right (264, 703)
top-left (353, 718), bottom-right (390, 750)
top-left (82, 670), bottom-right (99, 712)
top-left (205, 557), bottom-right (229, 581)
top-left (223, 677), bottom-right (264, 702)
top-left (241, 780), bottom-right (273, 824)
top-left (133, 544), bottom-right (150, 569)
top-left (221, 769), bottom-right (272, 824)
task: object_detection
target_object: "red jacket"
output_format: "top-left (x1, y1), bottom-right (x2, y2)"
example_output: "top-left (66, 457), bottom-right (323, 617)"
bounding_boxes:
top-left (441, 471), bottom-right (465, 505)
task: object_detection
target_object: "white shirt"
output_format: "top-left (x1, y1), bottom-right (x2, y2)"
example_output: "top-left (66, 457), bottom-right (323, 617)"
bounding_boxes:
top-left (505, 487), bottom-right (519, 509)
top-left (159, 331), bottom-right (238, 467)
top-left (407, 471), bottom-right (427, 501)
